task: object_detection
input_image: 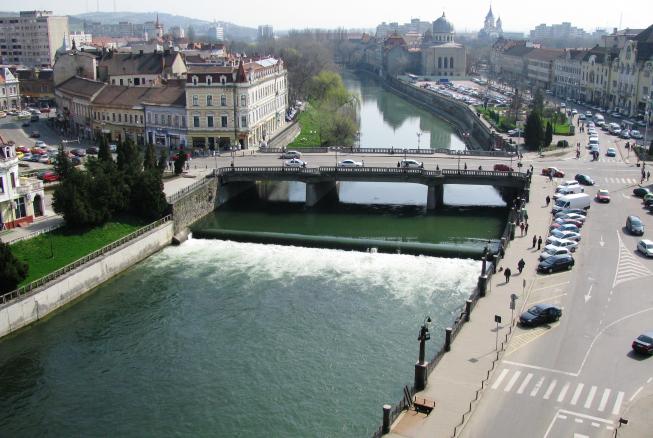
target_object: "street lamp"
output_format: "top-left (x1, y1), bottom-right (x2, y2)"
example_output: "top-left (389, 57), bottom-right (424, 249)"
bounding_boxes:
top-left (416, 131), bottom-right (423, 150)
top-left (414, 316), bottom-right (431, 391)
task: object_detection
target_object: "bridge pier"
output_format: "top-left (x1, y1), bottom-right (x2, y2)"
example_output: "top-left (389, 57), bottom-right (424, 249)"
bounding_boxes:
top-left (218, 181), bottom-right (257, 206)
top-left (305, 181), bottom-right (338, 208)
top-left (427, 184), bottom-right (444, 211)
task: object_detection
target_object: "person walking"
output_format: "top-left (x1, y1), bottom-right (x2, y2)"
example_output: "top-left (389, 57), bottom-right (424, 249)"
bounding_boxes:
top-left (517, 258), bottom-right (525, 274)
top-left (532, 235), bottom-right (537, 248)
top-left (525, 223), bottom-right (529, 235)
top-left (537, 236), bottom-right (543, 250)
top-left (648, 171), bottom-right (650, 181)
top-left (520, 222), bottom-right (525, 236)
top-left (546, 195), bottom-right (551, 207)
top-left (504, 267), bottom-right (512, 284)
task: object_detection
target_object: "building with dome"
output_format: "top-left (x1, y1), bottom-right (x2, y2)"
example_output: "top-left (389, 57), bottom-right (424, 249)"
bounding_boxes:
top-left (478, 6), bottom-right (503, 41)
top-left (421, 13), bottom-right (467, 77)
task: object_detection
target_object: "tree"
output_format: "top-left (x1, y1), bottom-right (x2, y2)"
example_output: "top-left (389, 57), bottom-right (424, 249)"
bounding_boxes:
top-left (187, 26), bottom-right (196, 41)
top-left (173, 150), bottom-right (187, 175)
top-left (143, 143), bottom-right (157, 171)
top-left (0, 241), bottom-right (28, 293)
top-left (98, 136), bottom-right (112, 162)
top-left (130, 170), bottom-right (168, 220)
top-left (544, 121), bottom-right (553, 147)
top-left (157, 149), bottom-right (168, 173)
top-left (523, 111), bottom-right (544, 151)
top-left (52, 169), bottom-right (98, 227)
top-left (117, 138), bottom-right (141, 175)
top-left (532, 89), bottom-right (544, 114)
top-left (54, 144), bottom-right (72, 180)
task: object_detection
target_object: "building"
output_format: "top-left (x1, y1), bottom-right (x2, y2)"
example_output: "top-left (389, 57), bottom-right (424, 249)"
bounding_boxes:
top-left (143, 86), bottom-right (188, 148)
top-left (91, 85), bottom-right (151, 144)
top-left (420, 13), bottom-right (466, 78)
top-left (0, 11), bottom-right (69, 67)
top-left (257, 25), bottom-right (274, 41)
top-left (525, 48), bottom-right (563, 90)
top-left (478, 5), bottom-right (503, 41)
top-left (170, 26), bottom-right (185, 39)
top-left (55, 76), bottom-right (106, 139)
top-left (14, 68), bottom-right (54, 108)
top-left (65, 32), bottom-right (93, 50)
top-left (530, 22), bottom-right (588, 41)
top-left (0, 67), bottom-right (20, 110)
top-left (209, 23), bottom-right (224, 41)
top-left (553, 49), bottom-right (587, 99)
top-left (580, 46), bottom-right (617, 107)
top-left (97, 50), bottom-right (187, 86)
top-left (0, 143), bottom-right (45, 230)
top-left (185, 57), bottom-right (288, 150)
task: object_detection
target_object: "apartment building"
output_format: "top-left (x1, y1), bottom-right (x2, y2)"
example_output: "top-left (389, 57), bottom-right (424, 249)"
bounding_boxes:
top-left (0, 67), bottom-right (20, 110)
top-left (553, 49), bottom-right (586, 100)
top-left (0, 143), bottom-right (45, 230)
top-left (0, 11), bottom-right (69, 67)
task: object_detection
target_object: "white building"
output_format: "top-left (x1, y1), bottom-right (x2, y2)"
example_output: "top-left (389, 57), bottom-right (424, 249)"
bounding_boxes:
top-left (0, 144), bottom-right (45, 230)
top-left (65, 32), bottom-right (93, 50)
top-left (0, 10), bottom-right (69, 67)
top-left (209, 24), bottom-right (224, 41)
top-left (0, 68), bottom-right (20, 110)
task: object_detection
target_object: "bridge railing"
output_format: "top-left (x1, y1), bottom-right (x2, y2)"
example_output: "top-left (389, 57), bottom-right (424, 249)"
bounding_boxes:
top-left (257, 147), bottom-right (516, 158)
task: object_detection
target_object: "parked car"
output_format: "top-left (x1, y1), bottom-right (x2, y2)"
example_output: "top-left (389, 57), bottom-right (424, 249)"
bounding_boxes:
top-left (284, 158), bottom-right (306, 167)
top-left (549, 229), bottom-right (582, 242)
top-left (539, 246), bottom-right (572, 261)
top-left (619, 130), bottom-right (631, 139)
top-left (550, 223), bottom-right (580, 233)
top-left (280, 150), bottom-right (302, 159)
top-left (606, 147), bottom-right (617, 157)
top-left (30, 131), bottom-right (41, 138)
top-left (630, 130), bottom-right (644, 140)
top-left (545, 237), bottom-right (579, 252)
top-left (86, 147), bottom-right (99, 155)
top-left (400, 159), bottom-right (424, 169)
top-left (554, 213), bottom-right (586, 222)
top-left (38, 154), bottom-right (52, 164)
top-left (71, 157), bottom-right (82, 166)
top-left (109, 144), bottom-right (117, 152)
top-left (632, 331), bottom-right (653, 355)
top-left (574, 174), bottom-right (594, 185)
top-left (637, 240), bottom-right (653, 257)
top-left (626, 215), bottom-right (645, 235)
top-left (70, 148), bottom-right (87, 157)
top-left (30, 146), bottom-right (46, 155)
top-left (557, 180), bottom-right (580, 191)
top-left (519, 304), bottom-right (562, 326)
top-left (16, 145), bottom-right (30, 153)
top-left (542, 167), bottom-right (565, 178)
top-left (633, 187), bottom-right (652, 198)
top-left (337, 159), bottom-right (363, 167)
top-left (21, 121), bottom-right (30, 128)
top-left (537, 254), bottom-right (575, 273)
top-left (596, 189), bottom-right (611, 203)
top-left (38, 171), bottom-right (60, 182)
top-left (493, 163), bottom-right (513, 172)
top-left (39, 107), bottom-right (51, 113)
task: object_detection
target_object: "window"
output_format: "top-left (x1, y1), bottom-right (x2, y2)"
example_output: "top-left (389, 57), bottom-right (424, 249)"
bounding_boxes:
top-left (221, 115), bottom-right (228, 127)
top-left (193, 116), bottom-right (200, 128)
top-left (241, 116), bottom-right (247, 127)
top-left (118, 114), bottom-right (122, 122)
top-left (192, 76), bottom-right (198, 85)
top-left (207, 95), bottom-right (213, 106)
top-left (221, 95), bottom-right (227, 106)
top-left (167, 115), bottom-right (172, 126)
top-left (450, 57), bottom-right (454, 70)
top-left (174, 115), bottom-right (179, 127)
top-left (192, 95), bottom-right (199, 106)
top-left (0, 176), bottom-right (4, 193)
top-left (438, 57), bottom-right (442, 69)
top-left (240, 95), bottom-right (246, 107)
top-left (140, 115), bottom-right (143, 124)
top-left (207, 76), bottom-right (212, 85)
top-left (112, 113), bottom-right (116, 122)
top-left (207, 115), bottom-right (214, 127)
top-left (10, 172), bottom-right (16, 188)
top-left (181, 116), bottom-right (186, 127)
top-left (14, 197), bottom-right (26, 219)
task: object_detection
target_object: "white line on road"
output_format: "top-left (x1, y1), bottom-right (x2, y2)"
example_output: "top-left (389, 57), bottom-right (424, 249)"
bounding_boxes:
top-left (529, 293), bottom-right (568, 305)
top-left (575, 418), bottom-right (584, 423)
top-left (558, 414), bottom-right (567, 419)
top-left (613, 392), bottom-right (625, 415)
top-left (570, 383), bottom-right (584, 405)
top-left (543, 380), bottom-right (558, 400)
top-left (557, 382), bottom-right (570, 403)
top-left (591, 422), bottom-right (600, 428)
top-left (517, 373), bottom-right (533, 394)
top-left (503, 360), bottom-right (577, 377)
top-left (584, 386), bottom-right (597, 409)
top-left (530, 376), bottom-right (546, 397)
top-left (584, 284), bottom-right (593, 303)
top-left (629, 386), bottom-right (643, 402)
top-left (492, 368), bottom-right (510, 390)
top-left (648, 377), bottom-right (652, 384)
top-left (598, 388), bottom-right (611, 412)
top-left (504, 370), bottom-right (522, 392)
top-left (532, 281), bottom-right (570, 292)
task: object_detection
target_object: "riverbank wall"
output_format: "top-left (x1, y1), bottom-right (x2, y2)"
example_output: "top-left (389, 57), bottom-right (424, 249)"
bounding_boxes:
top-left (0, 221), bottom-right (174, 339)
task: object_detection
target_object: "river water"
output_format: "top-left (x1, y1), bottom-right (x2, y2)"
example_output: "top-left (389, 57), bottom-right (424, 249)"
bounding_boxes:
top-left (0, 73), bottom-right (504, 437)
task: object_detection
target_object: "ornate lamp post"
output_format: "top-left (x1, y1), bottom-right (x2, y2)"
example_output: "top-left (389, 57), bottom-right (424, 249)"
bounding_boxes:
top-left (414, 316), bottom-right (432, 391)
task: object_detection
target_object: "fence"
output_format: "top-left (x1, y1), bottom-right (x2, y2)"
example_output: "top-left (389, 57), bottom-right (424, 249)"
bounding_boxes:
top-left (166, 176), bottom-right (214, 204)
top-left (258, 146), bottom-right (515, 158)
top-left (0, 215), bottom-right (172, 306)
top-left (7, 222), bottom-right (64, 245)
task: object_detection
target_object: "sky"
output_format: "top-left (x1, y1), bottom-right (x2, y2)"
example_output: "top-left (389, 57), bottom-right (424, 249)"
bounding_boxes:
top-left (4, 0), bottom-right (652, 33)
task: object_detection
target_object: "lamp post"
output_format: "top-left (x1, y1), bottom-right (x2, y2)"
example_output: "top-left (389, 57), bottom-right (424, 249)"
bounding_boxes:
top-left (416, 131), bottom-right (423, 150)
top-left (414, 316), bottom-right (431, 391)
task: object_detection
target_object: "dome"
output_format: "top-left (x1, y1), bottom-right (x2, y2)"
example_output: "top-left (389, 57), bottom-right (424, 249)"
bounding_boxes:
top-left (433, 12), bottom-right (454, 34)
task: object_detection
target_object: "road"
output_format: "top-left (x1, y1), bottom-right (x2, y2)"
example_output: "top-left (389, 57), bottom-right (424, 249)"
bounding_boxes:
top-left (461, 117), bottom-right (653, 438)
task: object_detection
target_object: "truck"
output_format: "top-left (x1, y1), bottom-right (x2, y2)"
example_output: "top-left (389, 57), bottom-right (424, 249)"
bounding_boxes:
top-left (552, 193), bottom-right (591, 213)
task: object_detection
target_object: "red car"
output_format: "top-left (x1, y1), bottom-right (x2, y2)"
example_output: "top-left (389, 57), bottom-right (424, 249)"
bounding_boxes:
top-left (30, 147), bottom-right (47, 155)
top-left (596, 189), bottom-right (610, 203)
top-left (172, 152), bottom-right (191, 160)
top-left (553, 218), bottom-right (584, 228)
top-left (40, 171), bottom-right (60, 182)
top-left (40, 107), bottom-right (51, 113)
top-left (493, 164), bottom-right (514, 172)
top-left (16, 145), bottom-right (30, 153)
top-left (542, 167), bottom-right (565, 178)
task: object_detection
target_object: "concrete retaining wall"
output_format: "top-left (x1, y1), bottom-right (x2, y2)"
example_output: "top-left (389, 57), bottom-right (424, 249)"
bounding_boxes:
top-left (0, 222), bottom-right (174, 339)
top-left (170, 178), bottom-right (219, 234)
top-left (267, 121), bottom-right (300, 149)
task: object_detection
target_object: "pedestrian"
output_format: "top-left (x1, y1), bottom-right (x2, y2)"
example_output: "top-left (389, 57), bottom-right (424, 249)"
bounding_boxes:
top-left (397, 161), bottom-right (400, 168)
top-left (537, 236), bottom-right (543, 250)
top-left (520, 222), bottom-right (525, 236)
top-left (525, 223), bottom-right (529, 235)
top-left (464, 162), bottom-right (468, 170)
top-left (546, 195), bottom-right (551, 207)
top-left (362, 159), bottom-right (365, 167)
top-left (532, 235), bottom-right (537, 248)
top-left (517, 258), bottom-right (525, 274)
top-left (648, 171), bottom-right (650, 181)
top-left (504, 267), bottom-right (512, 283)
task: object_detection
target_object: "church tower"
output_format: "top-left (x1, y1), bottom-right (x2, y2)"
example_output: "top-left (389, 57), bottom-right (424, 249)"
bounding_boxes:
top-left (484, 6), bottom-right (495, 31)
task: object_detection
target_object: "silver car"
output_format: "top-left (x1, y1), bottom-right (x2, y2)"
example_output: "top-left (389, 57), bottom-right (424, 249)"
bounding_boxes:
top-left (637, 239), bottom-right (653, 257)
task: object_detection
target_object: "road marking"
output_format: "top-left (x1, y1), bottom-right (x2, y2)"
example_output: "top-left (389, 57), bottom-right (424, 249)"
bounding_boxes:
top-left (613, 231), bottom-right (653, 288)
top-left (629, 386), bottom-right (643, 402)
top-left (591, 422), bottom-right (600, 428)
top-left (575, 418), bottom-right (584, 424)
top-left (613, 391), bottom-right (624, 415)
top-left (599, 235), bottom-right (604, 247)
top-left (648, 377), bottom-right (652, 384)
top-left (504, 370), bottom-right (522, 392)
top-left (574, 434), bottom-right (589, 438)
top-left (503, 360), bottom-right (577, 377)
top-left (491, 368), bottom-right (510, 389)
top-left (529, 293), bottom-right (567, 305)
top-left (570, 383), bottom-right (584, 405)
top-left (584, 385), bottom-right (597, 409)
top-left (532, 281), bottom-right (570, 292)
top-left (597, 388), bottom-right (611, 412)
top-left (584, 284), bottom-right (593, 303)
top-left (544, 409), bottom-right (614, 438)
top-left (557, 382), bottom-right (570, 403)
top-left (543, 379), bottom-right (558, 399)
top-left (530, 376), bottom-right (545, 397)
top-left (517, 373), bottom-right (533, 394)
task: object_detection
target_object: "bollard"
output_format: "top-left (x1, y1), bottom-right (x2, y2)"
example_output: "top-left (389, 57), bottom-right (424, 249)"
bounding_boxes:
top-left (445, 327), bottom-right (452, 352)
top-left (481, 257), bottom-right (487, 275)
top-left (382, 404), bottom-right (392, 434)
top-left (478, 274), bottom-right (488, 297)
top-left (492, 254), bottom-right (499, 273)
top-left (465, 299), bottom-right (472, 321)
top-left (509, 222), bottom-right (516, 240)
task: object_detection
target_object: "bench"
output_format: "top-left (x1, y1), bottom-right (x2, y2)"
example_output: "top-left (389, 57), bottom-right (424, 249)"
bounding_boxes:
top-left (412, 396), bottom-right (436, 415)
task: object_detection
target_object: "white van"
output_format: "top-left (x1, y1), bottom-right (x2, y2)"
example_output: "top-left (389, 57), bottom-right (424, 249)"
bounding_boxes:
top-left (553, 193), bottom-right (591, 213)
top-left (594, 114), bottom-right (605, 124)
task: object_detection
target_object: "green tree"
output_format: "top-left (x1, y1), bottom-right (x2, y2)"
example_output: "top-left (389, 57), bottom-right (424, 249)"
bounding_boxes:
top-left (157, 149), bottom-right (168, 173)
top-left (523, 111), bottom-right (544, 151)
top-left (0, 241), bottom-right (28, 293)
top-left (544, 121), bottom-right (553, 147)
top-left (143, 143), bottom-right (157, 170)
top-left (98, 136), bottom-right (112, 162)
top-left (117, 138), bottom-right (141, 175)
top-left (52, 169), bottom-right (99, 227)
top-left (130, 170), bottom-right (168, 220)
top-left (54, 144), bottom-right (72, 180)
top-left (532, 89), bottom-right (544, 114)
top-left (173, 150), bottom-right (187, 175)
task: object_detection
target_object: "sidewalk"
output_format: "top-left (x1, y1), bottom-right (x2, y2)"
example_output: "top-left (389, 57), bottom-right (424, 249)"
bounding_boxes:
top-left (387, 161), bottom-right (555, 438)
top-left (0, 214), bottom-right (64, 244)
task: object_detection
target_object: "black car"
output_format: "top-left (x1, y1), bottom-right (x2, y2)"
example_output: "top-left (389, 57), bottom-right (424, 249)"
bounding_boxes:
top-left (632, 331), bottom-right (653, 355)
top-left (575, 174), bottom-right (594, 185)
top-left (30, 131), bottom-right (41, 138)
top-left (86, 147), bottom-right (99, 154)
top-left (537, 254), bottom-right (574, 273)
top-left (633, 187), bottom-right (651, 198)
top-left (21, 121), bottom-right (30, 128)
top-left (520, 304), bottom-right (562, 327)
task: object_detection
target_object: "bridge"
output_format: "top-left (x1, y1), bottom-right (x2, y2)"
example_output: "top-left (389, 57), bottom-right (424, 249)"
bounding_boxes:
top-left (215, 166), bottom-right (530, 210)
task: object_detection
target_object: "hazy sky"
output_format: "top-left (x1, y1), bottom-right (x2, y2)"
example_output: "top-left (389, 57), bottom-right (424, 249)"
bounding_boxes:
top-left (5, 0), bottom-right (652, 32)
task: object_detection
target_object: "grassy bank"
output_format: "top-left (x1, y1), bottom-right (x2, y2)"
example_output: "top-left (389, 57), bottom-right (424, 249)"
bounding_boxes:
top-left (11, 217), bottom-right (147, 286)
top-left (287, 109), bottom-right (322, 148)
top-left (475, 106), bottom-right (516, 132)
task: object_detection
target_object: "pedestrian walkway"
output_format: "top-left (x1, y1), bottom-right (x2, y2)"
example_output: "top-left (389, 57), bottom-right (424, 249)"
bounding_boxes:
top-left (0, 214), bottom-right (64, 244)
top-left (387, 167), bottom-right (556, 438)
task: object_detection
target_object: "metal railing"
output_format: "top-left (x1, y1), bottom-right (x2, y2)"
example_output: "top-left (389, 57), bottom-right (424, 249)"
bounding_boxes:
top-left (258, 146), bottom-right (515, 158)
top-left (0, 215), bottom-right (172, 306)
top-left (7, 222), bottom-right (64, 245)
top-left (166, 176), bottom-right (214, 204)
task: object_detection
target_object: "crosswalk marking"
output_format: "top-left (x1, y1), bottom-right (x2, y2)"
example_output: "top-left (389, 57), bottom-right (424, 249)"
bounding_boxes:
top-left (584, 385), bottom-right (598, 409)
top-left (603, 177), bottom-right (638, 184)
top-left (612, 392), bottom-right (624, 415)
top-left (613, 232), bottom-right (653, 288)
top-left (570, 383), bottom-right (584, 405)
top-left (504, 370), bottom-right (522, 392)
top-left (598, 389), bottom-right (611, 412)
top-left (557, 382), bottom-right (571, 403)
top-left (531, 376), bottom-right (545, 397)
top-left (517, 373), bottom-right (533, 394)
top-left (543, 380), bottom-right (558, 400)
top-left (492, 368), bottom-right (510, 389)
